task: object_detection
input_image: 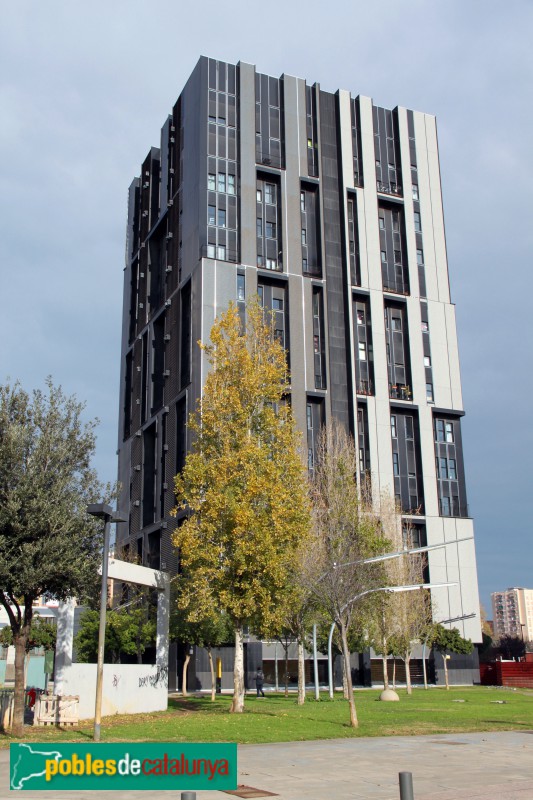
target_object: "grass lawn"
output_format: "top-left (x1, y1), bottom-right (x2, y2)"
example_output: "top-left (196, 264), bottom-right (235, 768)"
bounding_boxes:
top-left (1, 687), bottom-right (532, 748)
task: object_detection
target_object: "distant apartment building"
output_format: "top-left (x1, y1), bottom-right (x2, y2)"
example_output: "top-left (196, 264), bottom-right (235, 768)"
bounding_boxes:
top-left (492, 588), bottom-right (533, 641)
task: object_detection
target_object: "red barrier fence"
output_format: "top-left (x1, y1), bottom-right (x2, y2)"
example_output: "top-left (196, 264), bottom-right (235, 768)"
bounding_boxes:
top-left (480, 661), bottom-right (533, 688)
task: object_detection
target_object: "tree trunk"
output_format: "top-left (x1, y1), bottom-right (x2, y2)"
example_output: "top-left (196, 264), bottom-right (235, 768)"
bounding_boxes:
top-left (12, 627), bottom-right (29, 737)
top-left (208, 647), bottom-right (216, 702)
top-left (382, 654), bottom-right (389, 690)
top-left (443, 653), bottom-right (449, 690)
top-left (392, 657), bottom-right (396, 689)
top-left (342, 656), bottom-right (349, 699)
top-left (405, 653), bottom-right (412, 695)
top-left (284, 644), bottom-right (289, 698)
top-left (230, 625), bottom-right (245, 713)
top-left (182, 651), bottom-right (191, 696)
top-left (297, 638), bottom-right (305, 705)
top-left (339, 620), bottom-right (358, 728)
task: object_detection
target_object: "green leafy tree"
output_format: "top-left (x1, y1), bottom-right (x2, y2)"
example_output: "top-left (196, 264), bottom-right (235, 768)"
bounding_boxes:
top-left (74, 607), bottom-right (156, 664)
top-left (433, 624), bottom-right (473, 689)
top-left (0, 378), bottom-right (110, 735)
top-left (496, 635), bottom-right (525, 661)
top-left (171, 301), bottom-right (311, 713)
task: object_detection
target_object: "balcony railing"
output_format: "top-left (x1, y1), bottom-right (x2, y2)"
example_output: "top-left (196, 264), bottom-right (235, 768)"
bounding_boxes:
top-left (377, 180), bottom-right (403, 197)
top-left (257, 151), bottom-right (284, 170)
top-left (201, 245), bottom-right (238, 263)
top-left (383, 280), bottom-right (409, 296)
top-left (389, 384), bottom-right (412, 401)
top-left (357, 381), bottom-right (374, 396)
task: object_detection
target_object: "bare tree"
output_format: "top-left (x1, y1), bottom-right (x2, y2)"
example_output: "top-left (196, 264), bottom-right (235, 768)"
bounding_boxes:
top-left (305, 422), bottom-right (392, 727)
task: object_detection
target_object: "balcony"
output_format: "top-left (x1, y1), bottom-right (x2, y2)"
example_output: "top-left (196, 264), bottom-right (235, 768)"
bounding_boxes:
top-left (201, 244), bottom-right (238, 263)
top-left (377, 180), bottom-right (403, 197)
top-left (357, 380), bottom-right (374, 397)
top-left (383, 279), bottom-right (409, 296)
top-left (257, 151), bottom-right (284, 170)
top-left (390, 384), bottom-right (412, 401)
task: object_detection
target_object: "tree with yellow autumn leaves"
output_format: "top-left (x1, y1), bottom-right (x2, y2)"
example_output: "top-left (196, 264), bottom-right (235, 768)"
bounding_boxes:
top-left (171, 301), bottom-right (310, 712)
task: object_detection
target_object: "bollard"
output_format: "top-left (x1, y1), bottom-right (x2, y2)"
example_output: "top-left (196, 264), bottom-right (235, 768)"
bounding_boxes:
top-left (181, 793), bottom-right (196, 800)
top-left (399, 771), bottom-right (414, 800)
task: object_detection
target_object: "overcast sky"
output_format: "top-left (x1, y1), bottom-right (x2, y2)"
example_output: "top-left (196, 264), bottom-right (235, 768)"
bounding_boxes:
top-left (1, 0), bottom-right (531, 614)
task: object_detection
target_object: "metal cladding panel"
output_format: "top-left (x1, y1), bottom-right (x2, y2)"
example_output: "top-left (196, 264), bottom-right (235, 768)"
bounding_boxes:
top-left (319, 90), bottom-right (352, 432)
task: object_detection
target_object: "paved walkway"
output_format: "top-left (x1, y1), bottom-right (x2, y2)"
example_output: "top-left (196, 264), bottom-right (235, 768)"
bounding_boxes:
top-left (1, 730), bottom-right (532, 799)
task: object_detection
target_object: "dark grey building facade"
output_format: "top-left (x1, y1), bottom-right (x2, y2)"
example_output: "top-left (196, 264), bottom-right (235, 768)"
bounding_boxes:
top-left (116, 57), bottom-right (481, 687)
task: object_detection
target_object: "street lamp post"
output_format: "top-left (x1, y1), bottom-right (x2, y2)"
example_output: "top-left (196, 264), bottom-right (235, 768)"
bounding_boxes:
top-left (87, 503), bottom-right (126, 742)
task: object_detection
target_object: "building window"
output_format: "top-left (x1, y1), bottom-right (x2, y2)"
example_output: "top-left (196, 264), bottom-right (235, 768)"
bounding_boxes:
top-left (257, 285), bottom-right (264, 306)
top-left (237, 274), bottom-right (245, 301)
top-left (381, 250), bottom-right (387, 263)
top-left (379, 216), bottom-right (385, 230)
top-left (414, 211), bottom-right (421, 232)
top-left (393, 452), bottom-right (400, 476)
top-left (412, 184), bottom-right (419, 200)
top-left (272, 298), bottom-right (283, 310)
top-left (257, 189), bottom-right (262, 202)
top-left (426, 383), bottom-right (434, 402)
top-left (228, 175), bottom-right (236, 194)
top-left (217, 246), bottom-right (226, 260)
top-left (265, 221), bottom-right (276, 238)
top-left (357, 309), bottom-right (365, 325)
top-left (266, 258), bottom-right (277, 270)
top-left (440, 496), bottom-right (451, 516)
top-left (302, 257), bottom-right (308, 271)
top-left (218, 173), bottom-right (226, 193)
top-left (391, 415), bottom-right (397, 438)
top-left (265, 183), bottom-right (276, 204)
top-left (439, 457), bottom-right (448, 479)
top-left (394, 250), bottom-right (402, 264)
top-left (392, 316), bottom-right (402, 331)
top-left (449, 458), bottom-right (457, 480)
top-left (301, 229), bottom-right (307, 245)
top-left (217, 209), bottom-right (226, 227)
top-left (208, 173), bottom-right (216, 191)
top-left (424, 355), bottom-right (431, 367)
top-left (358, 341), bottom-right (367, 361)
top-left (208, 205), bottom-right (216, 225)
top-left (256, 218), bottom-right (262, 237)
top-left (421, 320), bottom-right (429, 331)
top-left (405, 416), bottom-right (414, 440)
top-left (446, 422), bottom-right (454, 442)
top-left (207, 244), bottom-right (215, 258)
top-left (300, 192), bottom-right (306, 211)
top-left (435, 420), bottom-right (445, 442)
top-left (417, 248), bottom-right (424, 265)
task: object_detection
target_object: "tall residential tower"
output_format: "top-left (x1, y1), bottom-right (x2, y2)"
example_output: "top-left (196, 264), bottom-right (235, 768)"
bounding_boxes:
top-left (116, 57), bottom-right (482, 683)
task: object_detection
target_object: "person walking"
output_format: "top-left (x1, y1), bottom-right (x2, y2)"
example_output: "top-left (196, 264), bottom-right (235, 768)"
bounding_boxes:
top-left (255, 666), bottom-right (265, 697)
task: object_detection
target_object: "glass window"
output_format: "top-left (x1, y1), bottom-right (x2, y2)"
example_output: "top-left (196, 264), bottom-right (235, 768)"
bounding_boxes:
top-left (375, 159), bottom-right (381, 168)
top-left (257, 285), bottom-right (264, 305)
top-left (265, 221), bottom-right (276, 238)
top-left (207, 244), bottom-right (216, 258)
top-left (228, 174), bottom-right (236, 194)
top-left (379, 216), bottom-right (385, 230)
top-left (208, 173), bottom-right (216, 191)
top-left (217, 209), bottom-right (226, 227)
top-left (257, 188), bottom-right (262, 202)
top-left (307, 138), bottom-right (313, 148)
top-left (208, 205), bottom-right (216, 225)
top-left (449, 458), bottom-right (457, 480)
top-left (301, 228), bottom-right (307, 245)
top-left (445, 422), bottom-right (454, 442)
top-left (394, 249), bottom-right (402, 264)
top-left (426, 383), bottom-right (434, 402)
top-left (392, 212), bottom-right (400, 232)
top-left (266, 258), bottom-right (277, 270)
top-left (256, 218), bottom-right (262, 237)
top-left (307, 404), bottom-right (312, 429)
top-left (393, 452), bottom-right (400, 476)
top-left (300, 192), bottom-right (306, 212)
top-left (414, 211), bottom-right (421, 232)
top-left (412, 184), bottom-right (419, 200)
top-left (357, 309), bottom-right (365, 325)
top-left (405, 416), bottom-right (414, 439)
top-left (417, 248), bottom-right (424, 265)
top-left (358, 341), bottom-right (367, 361)
top-left (421, 320), bottom-right (429, 331)
top-left (381, 250), bottom-right (387, 263)
top-left (217, 246), bottom-right (226, 260)
top-left (439, 457), bottom-right (448, 479)
top-left (392, 317), bottom-right (402, 331)
top-left (218, 173), bottom-right (226, 193)
top-left (302, 257), bottom-right (308, 271)
top-left (424, 355), bottom-right (431, 367)
top-left (436, 419), bottom-right (445, 442)
top-left (391, 415), bottom-right (397, 438)
top-left (237, 274), bottom-right (245, 301)
top-left (265, 183), bottom-right (276, 204)
top-left (272, 298), bottom-right (283, 310)
top-left (441, 496), bottom-right (451, 516)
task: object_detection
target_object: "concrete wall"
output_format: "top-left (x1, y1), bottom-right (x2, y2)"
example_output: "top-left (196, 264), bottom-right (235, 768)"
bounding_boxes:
top-left (57, 663), bottom-right (168, 720)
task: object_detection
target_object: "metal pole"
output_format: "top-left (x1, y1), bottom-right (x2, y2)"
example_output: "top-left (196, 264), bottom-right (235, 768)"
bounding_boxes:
top-left (94, 513), bottom-right (111, 742)
top-left (422, 640), bottom-right (428, 690)
top-left (327, 621), bottom-right (335, 699)
top-left (274, 641), bottom-right (279, 693)
top-left (399, 771), bottom-right (414, 800)
top-left (312, 624), bottom-right (319, 700)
